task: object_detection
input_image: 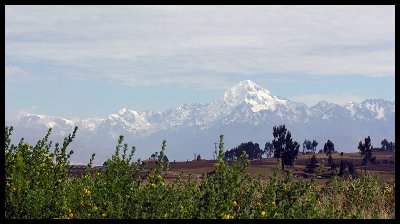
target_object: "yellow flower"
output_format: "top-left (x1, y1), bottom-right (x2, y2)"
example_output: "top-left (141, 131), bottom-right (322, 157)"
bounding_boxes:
top-left (151, 183), bottom-right (157, 188)
top-left (83, 188), bottom-right (91, 196)
top-left (57, 179), bottom-right (62, 184)
top-left (6, 182), bottom-right (10, 188)
top-left (317, 200), bottom-right (321, 205)
top-left (256, 202), bottom-right (262, 207)
top-left (68, 212), bottom-right (73, 218)
top-left (50, 165), bottom-right (54, 169)
top-left (222, 214), bottom-right (233, 219)
top-left (261, 211), bottom-right (266, 217)
top-left (157, 174), bottom-right (162, 180)
top-left (93, 206), bottom-right (98, 211)
top-left (102, 213), bottom-right (107, 218)
top-left (164, 213), bottom-right (168, 218)
top-left (271, 200), bottom-right (276, 206)
top-left (12, 187), bottom-right (16, 192)
top-left (48, 156), bottom-right (52, 161)
top-left (232, 201), bottom-right (237, 207)
top-left (80, 200), bottom-right (85, 206)
top-left (179, 204), bottom-right (184, 210)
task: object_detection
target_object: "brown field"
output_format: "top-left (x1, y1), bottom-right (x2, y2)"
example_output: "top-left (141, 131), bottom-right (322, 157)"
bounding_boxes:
top-left (164, 151), bottom-right (395, 183)
top-left (71, 151), bottom-right (395, 184)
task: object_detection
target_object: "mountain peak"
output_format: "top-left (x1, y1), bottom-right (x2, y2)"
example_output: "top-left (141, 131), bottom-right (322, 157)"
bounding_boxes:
top-left (231, 80), bottom-right (271, 94)
top-left (223, 80), bottom-right (287, 112)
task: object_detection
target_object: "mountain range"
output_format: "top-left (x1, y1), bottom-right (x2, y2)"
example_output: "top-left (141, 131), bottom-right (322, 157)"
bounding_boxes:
top-left (6, 80), bottom-right (395, 164)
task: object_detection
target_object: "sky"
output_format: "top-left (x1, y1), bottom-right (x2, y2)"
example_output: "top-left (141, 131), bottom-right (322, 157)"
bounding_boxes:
top-left (5, 5), bottom-right (395, 121)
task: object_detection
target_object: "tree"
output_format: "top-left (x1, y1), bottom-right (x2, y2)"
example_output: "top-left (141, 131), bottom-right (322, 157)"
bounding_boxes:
top-left (151, 151), bottom-right (168, 163)
top-left (311, 140), bottom-right (318, 154)
top-left (327, 154), bottom-right (334, 168)
top-left (339, 160), bottom-right (347, 177)
top-left (310, 155), bottom-right (318, 165)
top-left (358, 136), bottom-right (374, 174)
top-left (150, 152), bottom-right (158, 160)
top-left (381, 139), bottom-right (395, 151)
top-left (271, 125), bottom-right (300, 171)
top-left (389, 142), bottom-right (395, 151)
top-left (303, 139), bottom-right (318, 154)
top-left (162, 155), bottom-right (169, 163)
top-left (224, 142), bottom-right (263, 161)
top-left (303, 140), bottom-right (307, 154)
top-left (323, 140), bottom-right (335, 155)
top-left (197, 154), bottom-right (201, 161)
top-left (381, 139), bottom-right (389, 151)
top-left (264, 141), bottom-right (274, 158)
top-left (306, 154), bottom-right (319, 173)
top-left (347, 161), bottom-right (356, 178)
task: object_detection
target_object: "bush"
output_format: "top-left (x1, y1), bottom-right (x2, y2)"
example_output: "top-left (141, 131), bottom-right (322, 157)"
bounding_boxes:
top-left (306, 155), bottom-right (319, 173)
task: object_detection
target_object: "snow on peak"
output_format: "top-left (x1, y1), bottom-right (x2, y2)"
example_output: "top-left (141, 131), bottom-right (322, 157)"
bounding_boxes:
top-left (315, 101), bottom-right (331, 107)
top-left (19, 113), bottom-right (75, 129)
top-left (223, 80), bottom-right (287, 112)
top-left (361, 99), bottom-right (389, 119)
top-left (117, 107), bottom-right (131, 115)
top-left (344, 101), bottom-right (358, 116)
top-left (108, 108), bottom-right (152, 132)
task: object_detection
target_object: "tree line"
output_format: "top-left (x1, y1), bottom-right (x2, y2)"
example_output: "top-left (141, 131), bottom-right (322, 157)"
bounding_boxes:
top-left (224, 124), bottom-right (395, 171)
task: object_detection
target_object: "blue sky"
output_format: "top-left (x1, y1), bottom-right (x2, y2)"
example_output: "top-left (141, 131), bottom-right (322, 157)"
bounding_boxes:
top-left (5, 5), bottom-right (395, 121)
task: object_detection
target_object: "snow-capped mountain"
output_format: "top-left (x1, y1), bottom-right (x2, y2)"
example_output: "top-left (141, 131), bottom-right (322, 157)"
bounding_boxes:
top-left (6, 80), bottom-right (395, 163)
top-left (222, 80), bottom-right (288, 112)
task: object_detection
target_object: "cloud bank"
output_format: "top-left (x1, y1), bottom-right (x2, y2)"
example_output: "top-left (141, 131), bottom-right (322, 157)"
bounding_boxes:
top-left (5, 5), bottom-right (394, 89)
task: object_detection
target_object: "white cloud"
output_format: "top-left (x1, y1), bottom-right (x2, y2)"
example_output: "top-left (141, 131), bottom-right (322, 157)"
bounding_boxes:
top-left (5, 5), bottom-right (395, 88)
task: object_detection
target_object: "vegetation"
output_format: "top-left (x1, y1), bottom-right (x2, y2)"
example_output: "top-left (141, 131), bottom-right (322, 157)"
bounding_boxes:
top-left (150, 152), bottom-right (169, 163)
top-left (271, 125), bottom-right (300, 171)
top-left (224, 141), bottom-right (263, 161)
top-left (306, 155), bottom-right (319, 173)
top-left (302, 139), bottom-right (318, 154)
top-left (323, 139), bottom-right (335, 155)
top-left (358, 136), bottom-right (375, 174)
top-left (264, 141), bottom-right (274, 158)
top-left (5, 126), bottom-right (395, 219)
top-left (380, 139), bottom-right (395, 152)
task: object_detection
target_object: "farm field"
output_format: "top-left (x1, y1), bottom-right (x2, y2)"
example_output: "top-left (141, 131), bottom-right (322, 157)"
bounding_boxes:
top-left (164, 152), bottom-right (395, 183)
top-left (5, 127), bottom-right (395, 219)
